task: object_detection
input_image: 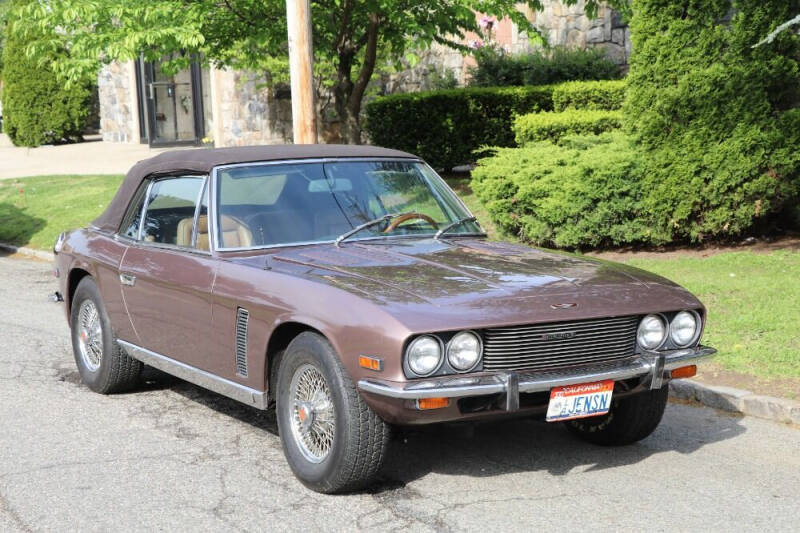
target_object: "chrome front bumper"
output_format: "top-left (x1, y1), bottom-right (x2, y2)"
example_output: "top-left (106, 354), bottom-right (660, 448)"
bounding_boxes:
top-left (358, 346), bottom-right (716, 411)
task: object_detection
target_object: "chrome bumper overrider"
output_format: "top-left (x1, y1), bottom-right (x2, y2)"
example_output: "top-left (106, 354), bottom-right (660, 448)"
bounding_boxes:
top-left (358, 346), bottom-right (716, 411)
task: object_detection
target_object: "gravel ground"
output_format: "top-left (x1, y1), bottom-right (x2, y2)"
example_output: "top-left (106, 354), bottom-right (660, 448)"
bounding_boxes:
top-left (1, 254), bottom-right (798, 532)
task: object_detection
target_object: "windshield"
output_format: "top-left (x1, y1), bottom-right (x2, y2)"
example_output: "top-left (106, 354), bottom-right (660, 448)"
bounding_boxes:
top-left (214, 160), bottom-right (483, 249)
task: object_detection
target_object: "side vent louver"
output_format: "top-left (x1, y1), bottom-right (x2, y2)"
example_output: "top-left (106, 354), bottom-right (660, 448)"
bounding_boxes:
top-left (235, 308), bottom-right (249, 377)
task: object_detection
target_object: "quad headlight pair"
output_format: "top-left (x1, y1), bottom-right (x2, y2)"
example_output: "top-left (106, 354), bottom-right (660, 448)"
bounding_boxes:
top-left (406, 331), bottom-right (482, 377)
top-left (637, 311), bottom-right (701, 350)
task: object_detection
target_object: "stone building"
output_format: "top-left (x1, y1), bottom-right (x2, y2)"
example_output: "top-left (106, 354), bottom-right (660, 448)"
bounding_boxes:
top-left (98, 1), bottom-right (629, 148)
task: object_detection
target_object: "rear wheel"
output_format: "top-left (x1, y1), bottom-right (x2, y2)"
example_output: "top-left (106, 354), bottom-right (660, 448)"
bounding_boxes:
top-left (70, 277), bottom-right (142, 393)
top-left (275, 332), bottom-right (390, 493)
top-left (565, 386), bottom-right (669, 446)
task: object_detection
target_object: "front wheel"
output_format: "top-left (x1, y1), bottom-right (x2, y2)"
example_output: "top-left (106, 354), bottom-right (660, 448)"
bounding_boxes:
top-left (565, 386), bottom-right (669, 446)
top-left (70, 277), bottom-right (142, 393)
top-left (275, 332), bottom-right (390, 493)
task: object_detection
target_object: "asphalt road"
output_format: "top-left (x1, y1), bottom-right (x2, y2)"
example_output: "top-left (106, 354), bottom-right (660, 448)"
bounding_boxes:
top-left (1, 254), bottom-right (798, 532)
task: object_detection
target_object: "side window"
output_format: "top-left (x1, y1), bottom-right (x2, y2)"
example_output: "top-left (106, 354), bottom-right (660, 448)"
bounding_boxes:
top-left (141, 177), bottom-right (204, 247)
top-left (195, 181), bottom-right (210, 251)
top-left (119, 182), bottom-right (149, 239)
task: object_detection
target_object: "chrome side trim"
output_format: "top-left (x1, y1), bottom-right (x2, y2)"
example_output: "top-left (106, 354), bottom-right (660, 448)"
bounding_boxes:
top-left (117, 340), bottom-right (267, 409)
top-left (358, 346), bottom-right (716, 402)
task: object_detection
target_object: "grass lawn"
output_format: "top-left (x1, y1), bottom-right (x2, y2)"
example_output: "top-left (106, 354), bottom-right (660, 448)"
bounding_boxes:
top-left (625, 252), bottom-right (800, 383)
top-left (2, 174), bottom-right (797, 390)
top-left (0, 175), bottom-right (123, 250)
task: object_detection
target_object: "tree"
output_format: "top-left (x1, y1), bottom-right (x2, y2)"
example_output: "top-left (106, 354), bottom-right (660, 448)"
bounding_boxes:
top-left (2, 0), bottom-right (93, 146)
top-left (20, 0), bottom-right (616, 143)
top-left (625, 0), bottom-right (800, 243)
top-left (0, 0), bottom-right (10, 75)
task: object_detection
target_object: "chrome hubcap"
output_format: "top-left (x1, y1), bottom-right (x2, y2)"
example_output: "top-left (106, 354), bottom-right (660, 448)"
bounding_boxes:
top-left (77, 300), bottom-right (102, 372)
top-left (288, 364), bottom-right (335, 463)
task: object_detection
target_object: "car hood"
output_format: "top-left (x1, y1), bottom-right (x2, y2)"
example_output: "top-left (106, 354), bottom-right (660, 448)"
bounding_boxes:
top-left (240, 239), bottom-right (702, 331)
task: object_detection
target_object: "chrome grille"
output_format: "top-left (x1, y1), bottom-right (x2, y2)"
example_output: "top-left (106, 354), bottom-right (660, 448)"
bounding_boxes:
top-left (482, 316), bottom-right (639, 371)
top-left (235, 308), bottom-right (249, 376)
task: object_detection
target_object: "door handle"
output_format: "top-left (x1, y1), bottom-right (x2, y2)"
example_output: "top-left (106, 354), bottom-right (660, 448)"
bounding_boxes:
top-left (120, 273), bottom-right (136, 287)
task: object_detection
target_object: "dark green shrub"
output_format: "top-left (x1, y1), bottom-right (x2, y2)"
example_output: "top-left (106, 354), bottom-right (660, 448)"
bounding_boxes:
top-left (469, 46), bottom-right (621, 87)
top-left (552, 80), bottom-right (626, 112)
top-left (1, 6), bottom-right (93, 147)
top-left (471, 133), bottom-right (647, 249)
top-left (365, 85), bottom-right (555, 170)
top-left (514, 109), bottom-right (622, 144)
top-left (625, 0), bottom-right (800, 243)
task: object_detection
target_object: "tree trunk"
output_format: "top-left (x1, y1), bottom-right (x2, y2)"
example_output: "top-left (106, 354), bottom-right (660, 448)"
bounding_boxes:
top-left (333, 13), bottom-right (380, 144)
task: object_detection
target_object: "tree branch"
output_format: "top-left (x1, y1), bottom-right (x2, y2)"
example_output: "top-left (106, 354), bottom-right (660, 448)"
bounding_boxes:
top-left (348, 12), bottom-right (379, 115)
top-left (221, 0), bottom-right (257, 29)
top-left (753, 14), bottom-right (800, 48)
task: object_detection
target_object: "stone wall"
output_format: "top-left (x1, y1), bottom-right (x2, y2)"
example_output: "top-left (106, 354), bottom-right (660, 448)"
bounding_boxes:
top-left (210, 69), bottom-right (294, 147)
top-left (522, 1), bottom-right (631, 65)
top-left (385, 1), bottom-right (631, 93)
top-left (98, 62), bottom-right (138, 143)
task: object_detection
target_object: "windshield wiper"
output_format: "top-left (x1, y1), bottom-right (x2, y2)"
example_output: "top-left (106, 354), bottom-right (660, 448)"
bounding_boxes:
top-left (434, 216), bottom-right (477, 240)
top-left (334, 213), bottom-right (405, 247)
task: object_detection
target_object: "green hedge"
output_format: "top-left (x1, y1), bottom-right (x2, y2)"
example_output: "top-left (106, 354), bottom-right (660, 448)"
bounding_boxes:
top-left (364, 85), bottom-right (555, 170)
top-left (1, 4), bottom-right (93, 147)
top-left (624, 0), bottom-right (800, 242)
top-left (472, 133), bottom-right (647, 249)
top-left (552, 80), bottom-right (626, 112)
top-left (469, 46), bottom-right (621, 87)
top-left (513, 109), bottom-right (623, 144)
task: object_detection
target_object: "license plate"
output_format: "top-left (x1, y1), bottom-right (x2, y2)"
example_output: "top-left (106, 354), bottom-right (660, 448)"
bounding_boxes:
top-left (546, 380), bottom-right (614, 422)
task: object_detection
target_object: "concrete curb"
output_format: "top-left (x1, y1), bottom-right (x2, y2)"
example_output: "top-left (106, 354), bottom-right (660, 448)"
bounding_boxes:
top-left (670, 379), bottom-right (800, 425)
top-left (0, 242), bottom-right (54, 261)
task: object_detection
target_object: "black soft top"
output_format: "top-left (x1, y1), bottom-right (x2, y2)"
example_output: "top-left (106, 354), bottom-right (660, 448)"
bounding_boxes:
top-left (92, 144), bottom-right (418, 232)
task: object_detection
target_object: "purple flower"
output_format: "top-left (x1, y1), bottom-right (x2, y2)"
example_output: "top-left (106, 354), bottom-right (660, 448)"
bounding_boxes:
top-left (470, 39), bottom-right (483, 49)
top-left (479, 15), bottom-right (495, 29)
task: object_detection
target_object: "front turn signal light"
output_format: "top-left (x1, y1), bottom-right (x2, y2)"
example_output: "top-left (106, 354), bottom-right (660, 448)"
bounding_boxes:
top-left (416, 397), bottom-right (450, 410)
top-left (359, 356), bottom-right (383, 371)
top-left (670, 365), bottom-right (697, 379)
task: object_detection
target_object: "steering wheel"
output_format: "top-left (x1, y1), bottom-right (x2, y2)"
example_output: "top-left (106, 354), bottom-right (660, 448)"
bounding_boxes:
top-left (382, 212), bottom-right (439, 233)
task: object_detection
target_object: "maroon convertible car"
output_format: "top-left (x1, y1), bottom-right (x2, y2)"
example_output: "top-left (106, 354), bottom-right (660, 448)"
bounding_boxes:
top-left (53, 145), bottom-right (715, 493)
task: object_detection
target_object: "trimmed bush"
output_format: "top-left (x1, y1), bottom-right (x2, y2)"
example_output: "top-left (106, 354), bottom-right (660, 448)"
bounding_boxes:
top-left (365, 85), bottom-right (555, 170)
top-left (513, 109), bottom-right (622, 144)
top-left (469, 46), bottom-right (621, 87)
top-left (625, 0), bottom-right (800, 242)
top-left (552, 80), bottom-right (626, 112)
top-left (471, 133), bottom-right (646, 249)
top-left (1, 4), bottom-right (93, 147)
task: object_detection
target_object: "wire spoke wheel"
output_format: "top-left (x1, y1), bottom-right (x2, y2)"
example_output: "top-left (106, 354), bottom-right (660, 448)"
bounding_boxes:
top-left (288, 363), bottom-right (336, 463)
top-left (77, 300), bottom-right (103, 372)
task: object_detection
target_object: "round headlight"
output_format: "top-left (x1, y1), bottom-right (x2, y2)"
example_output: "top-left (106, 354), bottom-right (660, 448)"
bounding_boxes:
top-left (447, 331), bottom-right (482, 371)
top-left (670, 311), bottom-right (699, 347)
top-left (406, 336), bottom-right (442, 376)
top-left (637, 314), bottom-right (666, 350)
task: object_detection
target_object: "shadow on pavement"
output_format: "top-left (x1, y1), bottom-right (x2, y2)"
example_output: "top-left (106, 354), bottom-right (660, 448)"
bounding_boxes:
top-left (139, 369), bottom-right (745, 492)
top-left (371, 403), bottom-right (745, 491)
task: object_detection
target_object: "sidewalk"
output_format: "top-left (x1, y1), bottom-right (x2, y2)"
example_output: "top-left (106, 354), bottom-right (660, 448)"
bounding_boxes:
top-left (0, 134), bottom-right (179, 179)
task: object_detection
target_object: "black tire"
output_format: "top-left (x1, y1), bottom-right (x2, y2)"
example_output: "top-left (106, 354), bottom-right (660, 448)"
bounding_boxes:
top-left (565, 386), bottom-right (669, 446)
top-left (70, 277), bottom-right (142, 393)
top-left (275, 332), bottom-right (390, 493)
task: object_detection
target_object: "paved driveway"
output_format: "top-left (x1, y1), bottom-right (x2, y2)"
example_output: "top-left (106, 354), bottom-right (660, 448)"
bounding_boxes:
top-left (0, 135), bottom-right (175, 180)
top-left (1, 254), bottom-right (798, 532)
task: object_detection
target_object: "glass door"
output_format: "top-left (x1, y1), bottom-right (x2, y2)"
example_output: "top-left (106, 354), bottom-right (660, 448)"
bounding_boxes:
top-left (137, 56), bottom-right (206, 146)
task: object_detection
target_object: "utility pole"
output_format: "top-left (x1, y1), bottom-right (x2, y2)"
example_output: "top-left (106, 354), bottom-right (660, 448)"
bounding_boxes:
top-left (286, 0), bottom-right (318, 144)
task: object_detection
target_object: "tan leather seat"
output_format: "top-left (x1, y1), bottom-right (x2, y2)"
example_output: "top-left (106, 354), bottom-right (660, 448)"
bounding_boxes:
top-left (176, 217), bottom-right (194, 247)
top-left (175, 215), bottom-right (252, 250)
top-left (217, 215), bottom-right (253, 248)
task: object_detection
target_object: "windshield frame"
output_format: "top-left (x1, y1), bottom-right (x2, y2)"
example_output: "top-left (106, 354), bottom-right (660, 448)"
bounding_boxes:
top-left (209, 157), bottom-right (485, 252)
